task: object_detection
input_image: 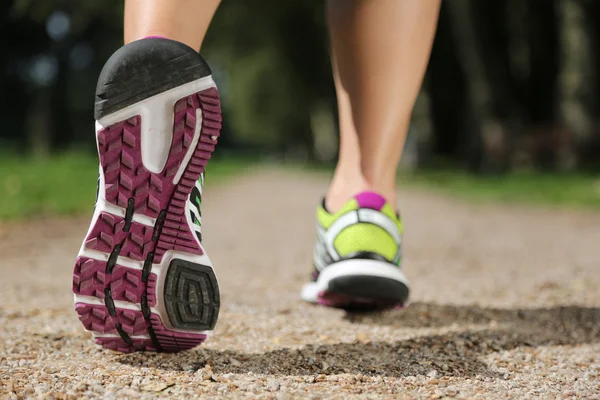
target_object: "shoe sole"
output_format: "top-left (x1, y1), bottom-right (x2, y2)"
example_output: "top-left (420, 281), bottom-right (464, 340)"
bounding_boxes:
top-left (72, 38), bottom-right (221, 353)
top-left (301, 259), bottom-right (410, 311)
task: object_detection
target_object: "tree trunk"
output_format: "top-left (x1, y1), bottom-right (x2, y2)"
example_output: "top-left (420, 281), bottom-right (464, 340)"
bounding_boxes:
top-left (426, 6), bottom-right (466, 165)
top-left (557, 0), bottom-right (594, 171)
top-left (406, 88), bottom-right (434, 169)
top-left (445, 0), bottom-right (510, 174)
top-left (310, 101), bottom-right (337, 163)
top-left (27, 90), bottom-right (52, 158)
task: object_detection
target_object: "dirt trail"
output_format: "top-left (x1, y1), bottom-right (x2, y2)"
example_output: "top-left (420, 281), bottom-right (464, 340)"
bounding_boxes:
top-left (1, 169), bottom-right (599, 399)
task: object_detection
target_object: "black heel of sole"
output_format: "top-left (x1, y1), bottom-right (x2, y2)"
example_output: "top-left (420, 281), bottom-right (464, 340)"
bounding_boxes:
top-left (95, 38), bottom-right (212, 120)
top-left (328, 275), bottom-right (409, 306)
top-left (164, 259), bottom-right (220, 331)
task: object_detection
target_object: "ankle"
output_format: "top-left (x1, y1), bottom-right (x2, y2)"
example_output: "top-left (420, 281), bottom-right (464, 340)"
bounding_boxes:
top-left (325, 171), bottom-right (369, 212)
top-left (362, 168), bottom-right (398, 208)
top-left (326, 176), bottom-right (398, 213)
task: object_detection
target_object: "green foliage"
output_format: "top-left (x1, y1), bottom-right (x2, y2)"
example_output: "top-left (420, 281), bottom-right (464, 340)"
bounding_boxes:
top-left (1, 151), bottom-right (597, 222)
top-left (0, 152), bottom-right (249, 221)
top-left (0, 152), bottom-right (97, 220)
top-left (249, 160), bottom-right (600, 210)
top-left (203, 1), bottom-right (331, 155)
top-left (403, 170), bottom-right (600, 210)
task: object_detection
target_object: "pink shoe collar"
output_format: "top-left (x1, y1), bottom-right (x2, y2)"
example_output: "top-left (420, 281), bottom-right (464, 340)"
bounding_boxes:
top-left (354, 191), bottom-right (387, 211)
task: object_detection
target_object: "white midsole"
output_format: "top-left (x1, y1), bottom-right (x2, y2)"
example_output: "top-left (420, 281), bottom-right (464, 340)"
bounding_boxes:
top-left (91, 333), bottom-right (151, 340)
top-left (301, 259), bottom-right (409, 303)
top-left (96, 76), bottom-right (215, 175)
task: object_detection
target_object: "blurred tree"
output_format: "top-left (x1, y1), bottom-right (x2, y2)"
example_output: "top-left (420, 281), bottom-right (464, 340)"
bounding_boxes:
top-left (3, 0), bottom-right (122, 154)
top-left (446, 0), bottom-right (510, 173)
top-left (1, 0), bottom-right (599, 173)
top-left (557, 0), bottom-right (594, 171)
top-left (204, 0), bottom-right (333, 160)
top-left (426, 5), bottom-right (467, 166)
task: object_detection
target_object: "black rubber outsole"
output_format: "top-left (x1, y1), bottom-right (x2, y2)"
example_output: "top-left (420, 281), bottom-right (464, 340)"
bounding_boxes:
top-left (95, 38), bottom-right (212, 120)
top-left (328, 275), bottom-right (410, 305)
top-left (164, 259), bottom-right (220, 331)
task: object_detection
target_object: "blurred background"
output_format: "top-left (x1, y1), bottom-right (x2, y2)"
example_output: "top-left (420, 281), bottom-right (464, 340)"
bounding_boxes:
top-left (1, 0), bottom-right (599, 219)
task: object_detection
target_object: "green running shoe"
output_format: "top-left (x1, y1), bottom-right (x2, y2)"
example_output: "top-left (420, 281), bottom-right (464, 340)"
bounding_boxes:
top-left (301, 191), bottom-right (409, 310)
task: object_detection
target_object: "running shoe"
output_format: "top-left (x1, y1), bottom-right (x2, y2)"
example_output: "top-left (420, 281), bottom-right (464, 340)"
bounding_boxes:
top-left (72, 38), bottom-right (222, 353)
top-left (301, 191), bottom-right (409, 310)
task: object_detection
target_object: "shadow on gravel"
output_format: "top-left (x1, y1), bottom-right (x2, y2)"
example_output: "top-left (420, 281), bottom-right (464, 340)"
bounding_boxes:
top-left (118, 303), bottom-right (600, 379)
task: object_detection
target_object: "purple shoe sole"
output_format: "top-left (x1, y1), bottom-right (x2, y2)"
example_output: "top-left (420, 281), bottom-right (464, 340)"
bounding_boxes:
top-left (73, 39), bottom-right (222, 353)
top-left (73, 88), bottom-right (221, 353)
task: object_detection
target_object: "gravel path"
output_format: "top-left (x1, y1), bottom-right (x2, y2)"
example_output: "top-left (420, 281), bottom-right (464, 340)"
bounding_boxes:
top-left (1, 169), bottom-right (599, 399)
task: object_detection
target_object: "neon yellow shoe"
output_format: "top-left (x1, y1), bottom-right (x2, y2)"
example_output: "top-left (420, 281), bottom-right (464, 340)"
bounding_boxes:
top-left (301, 191), bottom-right (409, 310)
